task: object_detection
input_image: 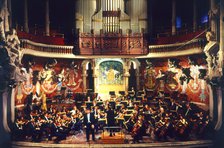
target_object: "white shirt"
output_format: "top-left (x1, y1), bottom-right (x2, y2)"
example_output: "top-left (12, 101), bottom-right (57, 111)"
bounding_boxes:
top-left (87, 113), bottom-right (90, 123)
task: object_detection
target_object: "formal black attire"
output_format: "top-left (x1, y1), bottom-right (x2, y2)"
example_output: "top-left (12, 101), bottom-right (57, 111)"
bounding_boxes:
top-left (106, 108), bottom-right (116, 136)
top-left (83, 112), bottom-right (95, 141)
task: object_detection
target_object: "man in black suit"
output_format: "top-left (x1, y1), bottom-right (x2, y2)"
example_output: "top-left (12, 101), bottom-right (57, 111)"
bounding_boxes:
top-left (83, 108), bottom-right (95, 142)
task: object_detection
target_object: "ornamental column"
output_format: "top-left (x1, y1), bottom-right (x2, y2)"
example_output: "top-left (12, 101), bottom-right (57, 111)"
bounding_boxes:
top-left (136, 70), bottom-right (140, 91)
top-left (171, 0), bottom-right (176, 35)
top-left (45, 0), bottom-right (50, 36)
top-left (8, 0), bottom-right (12, 29)
top-left (82, 72), bottom-right (87, 92)
top-left (193, 0), bottom-right (197, 32)
top-left (219, 1), bottom-right (224, 76)
top-left (210, 0), bottom-right (217, 35)
top-left (24, 0), bottom-right (29, 33)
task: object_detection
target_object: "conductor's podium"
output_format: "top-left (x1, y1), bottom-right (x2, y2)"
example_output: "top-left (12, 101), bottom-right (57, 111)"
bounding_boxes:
top-left (101, 126), bottom-right (125, 144)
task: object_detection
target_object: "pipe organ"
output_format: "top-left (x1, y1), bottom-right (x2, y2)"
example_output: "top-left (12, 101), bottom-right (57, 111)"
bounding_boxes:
top-left (75, 0), bottom-right (148, 34)
top-left (102, 0), bottom-right (121, 33)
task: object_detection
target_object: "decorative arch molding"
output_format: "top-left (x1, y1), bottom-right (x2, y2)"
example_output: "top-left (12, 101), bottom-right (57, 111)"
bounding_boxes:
top-left (88, 58), bottom-right (141, 97)
top-left (81, 60), bottom-right (93, 92)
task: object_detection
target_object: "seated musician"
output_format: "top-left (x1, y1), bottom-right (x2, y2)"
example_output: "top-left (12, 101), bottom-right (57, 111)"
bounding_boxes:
top-left (158, 107), bottom-right (165, 118)
top-left (86, 96), bottom-right (91, 102)
top-left (143, 104), bottom-right (150, 113)
top-left (133, 104), bottom-right (139, 113)
top-left (60, 106), bottom-right (67, 115)
top-left (40, 112), bottom-right (53, 140)
top-left (70, 114), bottom-right (81, 132)
top-left (13, 118), bottom-right (25, 140)
top-left (119, 104), bottom-right (126, 114)
top-left (48, 104), bottom-right (54, 114)
top-left (115, 112), bottom-right (124, 127)
top-left (124, 115), bottom-right (135, 132)
top-left (128, 100), bottom-right (133, 107)
top-left (29, 118), bottom-right (42, 142)
top-left (70, 105), bottom-right (78, 116)
top-left (51, 120), bottom-right (67, 143)
top-left (132, 115), bottom-right (143, 143)
top-left (170, 99), bottom-right (177, 111)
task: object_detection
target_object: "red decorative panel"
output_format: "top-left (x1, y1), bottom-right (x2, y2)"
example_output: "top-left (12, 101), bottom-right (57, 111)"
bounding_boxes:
top-left (15, 57), bottom-right (84, 106)
top-left (140, 56), bottom-right (209, 105)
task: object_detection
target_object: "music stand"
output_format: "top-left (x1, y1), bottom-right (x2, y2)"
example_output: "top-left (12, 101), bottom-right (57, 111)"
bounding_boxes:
top-left (137, 91), bottom-right (144, 96)
top-left (109, 101), bottom-right (116, 109)
top-left (96, 101), bottom-right (103, 106)
top-left (128, 91), bottom-right (135, 96)
top-left (119, 91), bottom-right (125, 96)
top-left (124, 114), bottom-right (132, 121)
top-left (85, 101), bottom-right (93, 109)
top-left (116, 104), bottom-right (122, 110)
top-left (121, 101), bottom-right (128, 107)
top-left (109, 91), bottom-right (116, 98)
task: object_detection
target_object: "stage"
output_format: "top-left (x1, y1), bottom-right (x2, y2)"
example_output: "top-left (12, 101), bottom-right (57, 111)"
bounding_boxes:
top-left (12, 140), bottom-right (213, 148)
top-left (11, 128), bottom-right (214, 147)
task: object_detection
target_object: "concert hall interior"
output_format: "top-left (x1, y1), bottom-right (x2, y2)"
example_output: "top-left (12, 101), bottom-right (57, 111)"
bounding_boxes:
top-left (0, 0), bottom-right (224, 147)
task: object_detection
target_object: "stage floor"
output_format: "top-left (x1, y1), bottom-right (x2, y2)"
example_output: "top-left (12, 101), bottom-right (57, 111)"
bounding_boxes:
top-left (12, 140), bottom-right (213, 148)
top-left (12, 130), bottom-right (214, 148)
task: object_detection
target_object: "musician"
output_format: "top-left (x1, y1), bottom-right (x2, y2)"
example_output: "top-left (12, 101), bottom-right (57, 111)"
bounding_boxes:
top-left (125, 115), bottom-right (136, 132)
top-left (29, 118), bottom-right (42, 142)
top-left (106, 105), bottom-right (116, 136)
top-left (70, 105), bottom-right (78, 116)
top-left (132, 115), bottom-right (143, 143)
top-left (86, 96), bottom-right (91, 102)
top-left (48, 104), bottom-right (54, 114)
top-left (51, 120), bottom-right (67, 143)
top-left (83, 108), bottom-right (96, 142)
top-left (71, 114), bottom-right (82, 132)
top-left (119, 104), bottom-right (126, 114)
top-left (93, 106), bottom-right (99, 133)
top-left (13, 118), bottom-right (25, 140)
top-left (143, 104), bottom-right (150, 113)
top-left (170, 99), bottom-right (177, 111)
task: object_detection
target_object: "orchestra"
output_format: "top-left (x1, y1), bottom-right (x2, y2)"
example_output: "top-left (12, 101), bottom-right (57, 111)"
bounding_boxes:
top-left (13, 90), bottom-right (213, 143)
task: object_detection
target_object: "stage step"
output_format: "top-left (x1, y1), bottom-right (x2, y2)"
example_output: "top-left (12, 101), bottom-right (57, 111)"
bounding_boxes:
top-left (101, 131), bottom-right (125, 144)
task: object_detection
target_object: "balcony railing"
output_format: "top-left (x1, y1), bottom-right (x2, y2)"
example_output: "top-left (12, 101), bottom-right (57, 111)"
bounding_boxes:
top-left (21, 39), bottom-right (73, 54)
top-left (20, 37), bottom-right (206, 58)
top-left (148, 38), bottom-right (206, 53)
top-left (74, 32), bottom-right (148, 55)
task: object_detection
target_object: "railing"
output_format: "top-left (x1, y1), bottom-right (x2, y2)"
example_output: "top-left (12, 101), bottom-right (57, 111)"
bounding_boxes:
top-left (75, 32), bottom-right (148, 55)
top-left (20, 37), bottom-right (206, 57)
top-left (17, 30), bottom-right (65, 45)
top-left (21, 39), bottom-right (73, 54)
top-left (148, 38), bottom-right (207, 53)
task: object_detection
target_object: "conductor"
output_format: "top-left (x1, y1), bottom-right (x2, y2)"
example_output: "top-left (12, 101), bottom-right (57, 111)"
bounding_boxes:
top-left (84, 108), bottom-right (95, 142)
top-left (106, 105), bottom-right (116, 136)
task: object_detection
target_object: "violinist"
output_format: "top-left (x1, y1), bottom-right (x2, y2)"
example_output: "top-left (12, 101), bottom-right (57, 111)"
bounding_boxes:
top-left (175, 115), bottom-right (189, 140)
top-left (51, 120), bottom-right (67, 143)
top-left (70, 105), bottom-right (78, 116)
top-left (13, 118), bottom-right (25, 140)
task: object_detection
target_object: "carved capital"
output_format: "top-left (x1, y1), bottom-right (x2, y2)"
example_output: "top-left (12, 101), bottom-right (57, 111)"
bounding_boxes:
top-left (204, 36), bottom-right (220, 79)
